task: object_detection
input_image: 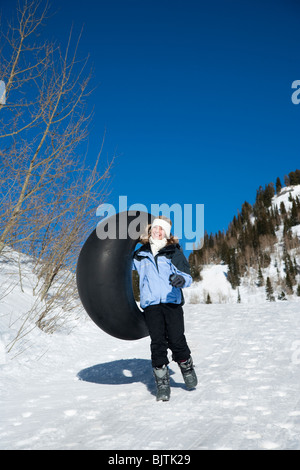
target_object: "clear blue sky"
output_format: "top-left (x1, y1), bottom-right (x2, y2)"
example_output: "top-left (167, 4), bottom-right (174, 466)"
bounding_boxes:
top-left (2, 0), bottom-right (300, 253)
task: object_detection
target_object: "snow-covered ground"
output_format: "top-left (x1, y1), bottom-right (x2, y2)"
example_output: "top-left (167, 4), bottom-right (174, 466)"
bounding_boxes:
top-left (1, 184), bottom-right (300, 450)
top-left (1, 266), bottom-right (300, 449)
top-left (272, 183), bottom-right (300, 212)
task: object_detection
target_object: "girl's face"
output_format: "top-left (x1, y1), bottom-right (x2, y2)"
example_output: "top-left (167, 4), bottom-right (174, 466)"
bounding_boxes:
top-left (151, 224), bottom-right (166, 240)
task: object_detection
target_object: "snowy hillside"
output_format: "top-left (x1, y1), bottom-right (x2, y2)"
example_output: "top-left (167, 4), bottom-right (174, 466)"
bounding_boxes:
top-left (186, 184), bottom-right (300, 305)
top-left (272, 184), bottom-right (300, 213)
top-left (1, 246), bottom-right (300, 450)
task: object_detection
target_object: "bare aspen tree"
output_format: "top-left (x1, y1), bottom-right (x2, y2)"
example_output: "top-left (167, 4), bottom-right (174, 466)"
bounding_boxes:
top-left (0, 0), bottom-right (114, 334)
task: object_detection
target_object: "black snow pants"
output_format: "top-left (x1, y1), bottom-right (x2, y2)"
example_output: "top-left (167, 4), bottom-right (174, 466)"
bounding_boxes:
top-left (143, 303), bottom-right (191, 368)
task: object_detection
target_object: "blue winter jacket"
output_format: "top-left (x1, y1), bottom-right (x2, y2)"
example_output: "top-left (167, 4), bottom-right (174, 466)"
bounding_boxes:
top-left (132, 242), bottom-right (192, 309)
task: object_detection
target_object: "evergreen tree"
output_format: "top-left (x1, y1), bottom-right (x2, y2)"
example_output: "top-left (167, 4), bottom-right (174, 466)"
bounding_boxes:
top-left (289, 171), bottom-right (298, 186)
top-left (273, 205), bottom-right (281, 230)
top-left (227, 249), bottom-right (240, 289)
top-left (280, 201), bottom-right (286, 216)
top-left (263, 183), bottom-right (275, 207)
top-left (285, 272), bottom-right (294, 293)
top-left (220, 240), bottom-right (230, 263)
top-left (291, 200), bottom-right (299, 226)
top-left (255, 206), bottom-right (275, 238)
top-left (278, 291), bottom-right (287, 301)
top-left (254, 183), bottom-right (275, 210)
top-left (276, 177), bottom-right (282, 194)
top-left (283, 217), bottom-right (292, 236)
top-left (241, 201), bottom-right (252, 224)
top-left (266, 277), bottom-right (275, 301)
top-left (284, 252), bottom-right (296, 283)
top-left (206, 293), bottom-right (212, 304)
top-left (297, 284), bottom-right (300, 297)
top-left (257, 266), bottom-right (264, 287)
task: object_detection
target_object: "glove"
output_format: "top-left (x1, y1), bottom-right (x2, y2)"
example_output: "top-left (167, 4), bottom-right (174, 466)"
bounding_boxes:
top-left (169, 274), bottom-right (185, 288)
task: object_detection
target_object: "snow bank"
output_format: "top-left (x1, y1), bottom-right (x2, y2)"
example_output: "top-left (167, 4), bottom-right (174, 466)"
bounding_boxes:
top-left (272, 184), bottom-right (300, 212)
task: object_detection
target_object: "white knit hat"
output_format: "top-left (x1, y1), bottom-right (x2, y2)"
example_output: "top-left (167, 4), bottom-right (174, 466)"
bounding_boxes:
top-left (151, 218), bottom-right (171, 238)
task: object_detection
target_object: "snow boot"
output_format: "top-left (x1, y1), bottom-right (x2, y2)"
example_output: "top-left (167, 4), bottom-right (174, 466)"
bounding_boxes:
top-left (178, 357), bottom-right (198, 389)
top-left (153, 365), bottom-right (170, 401)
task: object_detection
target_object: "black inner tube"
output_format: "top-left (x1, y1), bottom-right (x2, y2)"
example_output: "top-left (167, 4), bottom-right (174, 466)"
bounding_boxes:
top-left (76, 211), bottom-right (152, 340)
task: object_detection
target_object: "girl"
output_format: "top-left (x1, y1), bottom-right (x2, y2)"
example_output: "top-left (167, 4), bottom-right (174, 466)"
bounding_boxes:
top-left (132, 216), bottom-right (197, 401)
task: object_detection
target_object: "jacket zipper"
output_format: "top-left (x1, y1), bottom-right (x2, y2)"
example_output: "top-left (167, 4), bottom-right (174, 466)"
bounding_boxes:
top-left (154, 253), bottom-right (162, 303)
